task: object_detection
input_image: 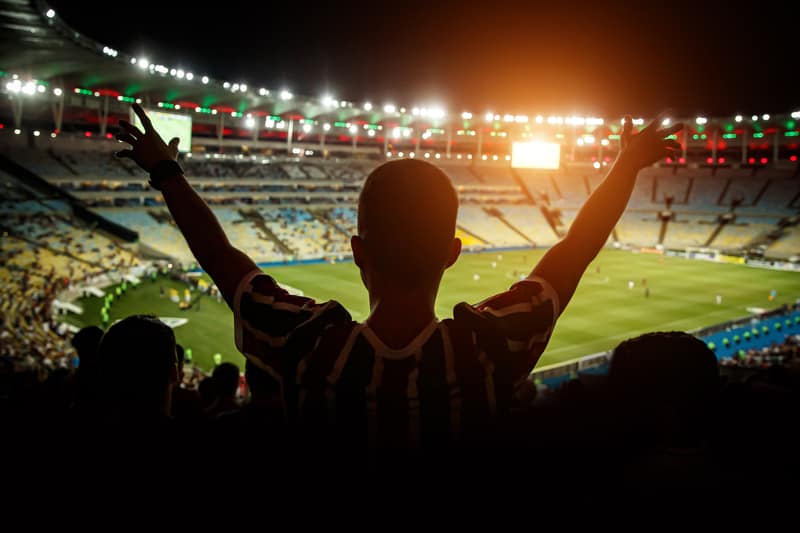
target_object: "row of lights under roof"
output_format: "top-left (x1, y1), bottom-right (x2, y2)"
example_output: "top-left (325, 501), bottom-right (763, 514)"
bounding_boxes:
top-left (41, 9), bottom-right (800, 126)
top-left (386, 152), bottom-right (515, 161)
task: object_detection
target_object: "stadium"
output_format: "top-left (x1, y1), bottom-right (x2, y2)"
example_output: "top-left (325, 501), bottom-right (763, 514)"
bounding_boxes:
top-left (1, 0), bottom-right (799, 486)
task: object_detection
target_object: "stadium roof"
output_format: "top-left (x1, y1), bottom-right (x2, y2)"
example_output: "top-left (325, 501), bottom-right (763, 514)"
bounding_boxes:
top-left (0, 0), bottom-right (797, 144)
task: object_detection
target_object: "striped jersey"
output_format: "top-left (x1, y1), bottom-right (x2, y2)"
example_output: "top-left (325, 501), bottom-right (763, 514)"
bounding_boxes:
top-left (234, 270), bottom-right (560, 452)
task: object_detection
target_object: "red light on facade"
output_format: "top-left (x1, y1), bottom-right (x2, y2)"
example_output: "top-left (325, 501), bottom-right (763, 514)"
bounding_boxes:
top-left (760, 157), bottom-right (768, 164)
top-left (706, 157), bottom-right (713, 164)
top-left (678, 157), bottom-right (686, 164)
top-left (591, 156), bottom-right (597, 162)
top-left (790, 155), bottom-right (798, 162)
top-left (105, 133), bottom-right (113, 139)
top-left (665, 157), bottom-right (673, 164)
top-left (748, 157), bottom-right (755, 164)
top-left (84, 131), bottom-right (92, 137)
top-left (718, 157), bottom-right (725, 164)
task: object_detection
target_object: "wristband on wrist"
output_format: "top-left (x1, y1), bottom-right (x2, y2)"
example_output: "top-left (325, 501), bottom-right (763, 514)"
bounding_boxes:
top-left (149, 159), bottom-right (184, 190)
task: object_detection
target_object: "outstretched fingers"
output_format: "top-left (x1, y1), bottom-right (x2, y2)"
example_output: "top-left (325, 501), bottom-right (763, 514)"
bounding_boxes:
top-left (119, 120), bottom-right (143, 139)
top-left (116, 132), bottom-right (137, 146)
top-left (658, 123), bottom-right (683, 138)
top-left (131, 103), bottom-right (153, 132)
top-left (115, 149), bottom-right (134, 159)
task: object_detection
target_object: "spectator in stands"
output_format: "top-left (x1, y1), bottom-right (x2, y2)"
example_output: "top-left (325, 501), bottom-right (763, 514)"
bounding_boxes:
top-left (204, 362), bottom-right (240, 418)
top-left (72, 325), bottom-right (104, 411)
top-left (608, 331), bottom-right (720, 485)
top-left (170, 344), bottom-right (202, 421)
top-left (116, 104), bottom-right (681, 460)
top-left (97, 314), bottom-right (177, 426)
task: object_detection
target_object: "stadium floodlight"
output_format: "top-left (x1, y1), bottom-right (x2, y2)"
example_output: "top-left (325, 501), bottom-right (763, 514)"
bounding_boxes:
top-left (5, 80), bottom-right (20, 93)
top-left (392, 127), bottom-right (401, 138)
top-left (661, 118), bottom-right (671, 126)
top-left (367, 129), bottom-right (376, 137)
top-left (762, 113), bottom-right (770, 120)
top-left (492, 155), bottom-right (499, 161)
top-left (223, 82), bottom-right (231, 88)
top-left (398, 152), bottom-right (404, 157)
top-left (240, 84), bottom-right (247, 92)
top-left (383, 104), bottom-right (396, 113)
top-left (176, 69), bottom-right (185, 79)
top-left (462, 112), bottom-right (472, 120)
top-left (412, 107), bottom-right (421, 116)
top-left (33, 130), bottom-right (40, 137)
top-left (402, 129), bottom-right (411, 138)
top-left (386, 152), bottom-right (392, 157)
top-left (46, 8), bottom-right (55, 18)
top-left (130, 58), bottom-right (137, 64)
top-left (456, 154), bottom-right (462, 159)
top-left (695, 116), bottom-right (707, 125)
top-left (186, 72), bottom-right (193, 80)
top-left (505, 155), bottom-right (511, 161)
top-left (258, 88), bottom-right (268, 96)
top-left (170, 68), bottom-right (177, 76)
top-left (202, 76), bottom-right (209, 84)
top-left (174, 104), bottom-right (181, 110)
top-left (50, 132), bottom-right (57, 138)
top-left (535, 115), bottom-right (544, 124)
top-left (792, 111), bottom-right (800, 119)
top-left (349, 125), bottom-right (358, 134)
top-left (280, 90), bottom-right (293, 101)
top-left (53, 87), bottom-right (62, 96)
top-left (515, 115), bottom-right (528, 123)
top-left (576, 138), bottom-right (584, 146)
top-left (424, 153), bottom-right (430, 158)
top-left (363, 102), bottom-right (373, 111)
top-left (632, 118), bottom-right (645, 125)
top-left (137, 58), bottom-right (149, 70)
top-left (322, 94), bottom-right (335, 107)
top-left (231, 83), bottom-right (239, 92)
top-left (593, 161), bottom-right (601, 169)
top-left (751, 115), bottom-right (758, 121)
top-left (503, 114), bottom-right (514, 123)
top-left (245, 117), bottom-right (256, 128)
top-left (135, 98), bottom-right (142, 104)
top-left (485, 112), bottom-right (494, 122)
top-left (482, 154), bottom-right (488, 160)
top-left (14, 129), bottom-right (21, 135)
top-left (586, 117), bottom-right (604, 126)
top-left (302, 124), bottom-right (312, 133)
top-left (22, 82), bottom-right (36, 95)
top-left (409, 152), bottom-right (415, 158)
top-left (323, 123), bottom-right (331, 131)
top-left (467, 154), bottom-right (473, 160)
top-left (435, 153), bottom-right (441, 159)
top-left (735, 115), bottom-right (743, 122)
top-left (601, 138), bottom-right (610, 146)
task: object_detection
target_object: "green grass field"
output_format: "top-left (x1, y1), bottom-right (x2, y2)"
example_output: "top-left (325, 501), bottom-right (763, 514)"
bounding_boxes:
top-left (62, 249), bottom-right (800, 372)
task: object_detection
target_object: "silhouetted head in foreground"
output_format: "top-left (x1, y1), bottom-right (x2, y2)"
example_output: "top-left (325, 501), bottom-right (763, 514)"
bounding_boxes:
top-left (610, 331), bottom-right (719, 447)
top-left (352, 159), bottom-right (461, 296)
top-left (72, 326), bottom-right (104, 407)
top-left (98, 315), bottom-right (177, 423)
top-left (212, 362), bottom-right (240, 401)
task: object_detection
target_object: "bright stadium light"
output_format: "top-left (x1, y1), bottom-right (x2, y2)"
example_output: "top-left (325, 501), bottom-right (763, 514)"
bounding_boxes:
top-left (695, 116), bottom-right (707, 125)
top-left (201, 76), bottom-right (209, 84)
top-left (386, 152), bottom-right (392, 157)
top-left (259, 88), bottom-right (269, 96)
top-left (5, 80), bottom-right (20, 93)
top-left (186, 72), bottom-right (194, 80)
top-left (632, 118), bottom-right (645, 125)
top-left (53, 87), bottom-right (62, 96)
top-left (601, 138), bottom-right (610, 146)
top-left (367, 129), bottom-right (376, 137)
top-left (14, 129), bottom-right (21, 135)
top-left (735, 115), bottom-right (743, 122)
top-left (223, 82), bottom-right (231, 88)
top-left (240, 84), bottom-right (247, 92)
top-left (593, 161), bottom-right (601, 169)
top-left (45, 9), bottom-right (55, 18)
top-left (280, 90), bottom-right (293, 100)
top-left (586, 117), bottom-right (604, 126)
top-left (424, 153), bottom-right (430, 158)
top-left (485, 112), bottom-right (494, 122)
top-left (322, 94), bottom-right (335, 107)
top-left (398, 152), bottom-right (404, 157)
top-left (791, 111), bottom-right (800, 119)
top-left (349, 125), bottom-right (357, 133)
top-left (22, 82), bottom-right (36, 95)
top-left (231, 83), bottom-right (239, 92)
top-left (176, 69), bottom-right (185, 79)
top-left (503, 114), bottom-right (514, 123)
top-left (661, 118), bottom-right (671, 126)
top-left (751, 115), bottom-right (758, 121)
top-left (302, 124), bottom-right (312, 133)
top-left (535, 115), bottom-right (544, 124)
top-left (383, 104), bottom-right (396, 113)
top-left (130, 58), bottom-right (137, 64)
top-left (137, 58), bottom-right (149, 70)
top-left (364, 102), bottom-right (373, 111)
top-left (33, 130), bottom-right (40, 137)
top-left (245, 117), bottom-right (255, 128)
top-left (462, 112), bottom-right (473, 120)
top-left (762, 113), bottom-right (770, 120)
top-left (515, 115), bottom-right (528, 123)
top-left (576, 138), bottom-right (584, 146)
top-left (402, 129), bottom-right (411, 138)
top-left (170, 68), bottom-right (177, 76)
top-left (409, 152), bottom-right (415, 158)
top-left (323, 123), bottom-right (331, 131)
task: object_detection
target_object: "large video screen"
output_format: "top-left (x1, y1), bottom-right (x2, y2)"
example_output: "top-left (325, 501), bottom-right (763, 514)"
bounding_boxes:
top-left (511, 141), bottom-right (561, 170)
top-left (131, 109), bottom-right (192, 153)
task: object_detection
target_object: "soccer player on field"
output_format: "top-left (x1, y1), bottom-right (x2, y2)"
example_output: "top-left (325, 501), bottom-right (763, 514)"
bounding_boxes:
top-left (116, 104), bottom-right (681, 455)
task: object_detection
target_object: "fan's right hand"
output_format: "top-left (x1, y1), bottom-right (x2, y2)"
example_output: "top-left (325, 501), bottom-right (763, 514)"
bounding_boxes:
top-left (115, 103), bottom-right (179, 172)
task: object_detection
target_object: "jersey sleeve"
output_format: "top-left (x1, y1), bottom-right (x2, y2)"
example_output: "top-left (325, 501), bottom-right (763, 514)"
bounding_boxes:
top-left (453, 275), bottom-right (560, 383)
top-left (233, 270), bottom-right (351, 380)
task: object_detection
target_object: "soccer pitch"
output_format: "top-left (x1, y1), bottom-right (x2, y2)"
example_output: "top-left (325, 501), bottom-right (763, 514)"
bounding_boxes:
top-left (64, 249), bottom-right (800, 372)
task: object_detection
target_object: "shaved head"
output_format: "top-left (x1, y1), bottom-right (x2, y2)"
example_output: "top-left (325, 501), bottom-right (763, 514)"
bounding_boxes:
top-left (356, 159), bottom-right (459, 286)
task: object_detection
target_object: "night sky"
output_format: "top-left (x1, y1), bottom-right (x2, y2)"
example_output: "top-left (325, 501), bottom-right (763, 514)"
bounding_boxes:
top-left (48, 0), bottom-right (797, 117)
